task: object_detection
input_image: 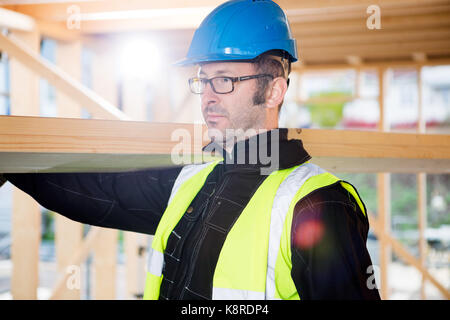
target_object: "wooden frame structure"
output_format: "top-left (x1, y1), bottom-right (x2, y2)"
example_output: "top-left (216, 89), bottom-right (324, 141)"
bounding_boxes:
top-left (0, 0), bottom-right (449, 300)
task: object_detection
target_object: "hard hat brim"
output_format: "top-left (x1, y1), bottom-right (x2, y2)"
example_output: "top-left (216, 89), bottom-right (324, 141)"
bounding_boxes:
top-left (173, 47), bottom-right (298, 67)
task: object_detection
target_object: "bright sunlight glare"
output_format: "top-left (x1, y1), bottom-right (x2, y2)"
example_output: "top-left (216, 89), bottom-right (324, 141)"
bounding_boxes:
top-left (119, 38), bottom-right (163, 80)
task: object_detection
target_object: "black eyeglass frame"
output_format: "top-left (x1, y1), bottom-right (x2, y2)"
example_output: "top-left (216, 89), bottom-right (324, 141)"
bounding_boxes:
top-left (189, 74), bottom-right (274, 94)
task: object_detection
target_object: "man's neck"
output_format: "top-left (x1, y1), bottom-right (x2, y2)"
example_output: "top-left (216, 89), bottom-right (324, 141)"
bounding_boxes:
top-left (215, 128), bottom-right (271, 153)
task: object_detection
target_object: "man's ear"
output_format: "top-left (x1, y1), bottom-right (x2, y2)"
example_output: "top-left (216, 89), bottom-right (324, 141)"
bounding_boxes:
top-left (265, 77), bottom-right (288, 109)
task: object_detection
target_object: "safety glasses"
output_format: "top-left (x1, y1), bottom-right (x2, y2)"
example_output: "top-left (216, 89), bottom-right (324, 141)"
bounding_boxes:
top-left (188, 74), bottom-right (274, 94)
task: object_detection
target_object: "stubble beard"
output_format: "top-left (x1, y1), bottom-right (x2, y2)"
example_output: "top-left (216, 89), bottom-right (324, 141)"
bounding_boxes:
top-left (207, 102), bottom-right (266, 152)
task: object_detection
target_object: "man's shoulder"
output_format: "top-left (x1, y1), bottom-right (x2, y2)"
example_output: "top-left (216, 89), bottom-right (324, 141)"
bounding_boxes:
top-left (293, 181), bottom-right (367, 225)
top-left (296, 182), bottom-right (354, 208)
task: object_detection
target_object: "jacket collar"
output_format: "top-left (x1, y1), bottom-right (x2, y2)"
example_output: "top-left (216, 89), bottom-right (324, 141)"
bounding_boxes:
top-left (202, 128), bottom-right (311, 172)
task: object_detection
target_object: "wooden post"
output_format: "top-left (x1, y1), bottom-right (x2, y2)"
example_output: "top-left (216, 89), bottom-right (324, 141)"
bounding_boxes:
top-left (91, 41), bottom-right (119, 300)
top-left (172, 65), bottom-right (202, 123)
top-left (354, 68), bottom-right (361, 99)
top-left (53, 39), bottom-right (84, 300)
top-left (150, 67), bottom-right (172, 122)
top-left (416, 66), bottom-right (428, 300)
top-left (121, 73), bottom-right (148, 121)
top-left (377, 67), bottom-right (391, 300)
top-left (377, 172), bottom-right (391, 300)
top-left (9, 29), bottom-right (41, 299)
top-left (50, 227), bottom-right (100, 300)
top-left (121, 71), bottom-right (151, 298)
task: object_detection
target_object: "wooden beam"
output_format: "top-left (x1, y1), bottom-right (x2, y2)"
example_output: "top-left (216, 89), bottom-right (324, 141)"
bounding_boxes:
top-left (3, 0), bottom-right (449, 37)
top-left (286, 4), bottom-right (450, 26)
top-left (9, 29), bottom-right (41, 300)
top-left (4, 1), bottom-right (448, 35)
top-left (4, 0), bottom-right (448, 22)
top-left (278, 0), bottom-right (450, 11)
top-left (294, 57), bottom-right (450, 72)
top-left (72, 9), bottom-right (211, 33)
top-left (1, 115), bottom-right (448, 158)
top-left (2, 0), bottom-right (220, 22)
top-left (0, 7), bottom-right (35, 31)
top-left (412, 52), bottom-right (428, 63)
top-left (291, 13), bottom-right (450, 37)
top-left (0, 32), bottom-right (130, 120)
top-left (297, 28), bottom-right (450, 48)
top-left (285, 2), bottom-right (450, 22)
top-left (296, 96), bottom-right (355, 105)
top-left (299, 39), bottom-right (450, 63)
top-left (0, 116), bottom-right (449, 174)
top-left (36, 20), bottom-right (81, 42)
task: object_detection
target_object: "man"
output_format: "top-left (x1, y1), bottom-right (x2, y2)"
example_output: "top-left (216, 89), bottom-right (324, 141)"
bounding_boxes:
top-left (1, 0), bottom-right (380, 300)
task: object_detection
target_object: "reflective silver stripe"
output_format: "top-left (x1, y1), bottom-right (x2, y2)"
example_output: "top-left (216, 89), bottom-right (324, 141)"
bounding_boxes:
top-left (265, 163), bottom-right (325, 299)
top-left (167, 161), bottom-right (219, 205)
top-left (147, 247), bottom-right (164, 277)
top-left (213, 287), bottom-right (265, 300)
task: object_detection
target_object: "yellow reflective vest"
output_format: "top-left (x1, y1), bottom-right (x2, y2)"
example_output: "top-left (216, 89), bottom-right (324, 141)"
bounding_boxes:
top-left (143, 160), bottom-right (366, 300)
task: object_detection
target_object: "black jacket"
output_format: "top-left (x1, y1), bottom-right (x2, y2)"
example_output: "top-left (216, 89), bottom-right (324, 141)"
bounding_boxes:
top-left (4, 129), bottom-right (380, 300)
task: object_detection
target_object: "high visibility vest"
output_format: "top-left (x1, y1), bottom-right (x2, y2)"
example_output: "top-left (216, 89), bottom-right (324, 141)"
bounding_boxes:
top-left (143, 160), bottom-right (366, 300)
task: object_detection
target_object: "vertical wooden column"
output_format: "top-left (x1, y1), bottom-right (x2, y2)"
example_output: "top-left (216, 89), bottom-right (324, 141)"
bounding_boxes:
top-left (53, 40), bottom-right (83, 300)
top-left (9, 29), bottom-right (41, 299)
top-left (91, 41), bottom-right (118, 300)
top-left (151, 68), bottom-right (172, 122)
top-left (354, 68), bottom-right (361, 99)
top-left (416, 66), bottom-right (428, 300)
top-left (172, 66), bottom-right (202, 123)
top-left (296, 70), bottom-right (303, 125)
top-left (296, 71), bottom-right (302, 102)
top-left (122, 73), bottom-right (148, 121)
top-left (377, 67), bottom-right (391, 300)
top-left (122, 73), bottom-right (150, 298)
top-left (377, 172), bottom-right (391, 299)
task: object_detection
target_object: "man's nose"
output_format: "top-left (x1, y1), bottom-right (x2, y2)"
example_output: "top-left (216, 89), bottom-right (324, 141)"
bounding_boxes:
top-left (201, 81), bottom-right (219, 106)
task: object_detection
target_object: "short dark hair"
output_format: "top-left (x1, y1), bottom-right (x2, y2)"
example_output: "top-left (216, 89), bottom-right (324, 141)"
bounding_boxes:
top-left (251, 50), bottom-right (291, 113)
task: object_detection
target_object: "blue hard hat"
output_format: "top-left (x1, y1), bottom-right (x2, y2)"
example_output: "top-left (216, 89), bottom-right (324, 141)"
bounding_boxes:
top-left (175, 0), bottom-right (298, 66)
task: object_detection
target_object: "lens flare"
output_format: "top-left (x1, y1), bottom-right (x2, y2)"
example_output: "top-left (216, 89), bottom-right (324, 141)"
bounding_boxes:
top-left (294, 219), bottom-right (324, 249)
